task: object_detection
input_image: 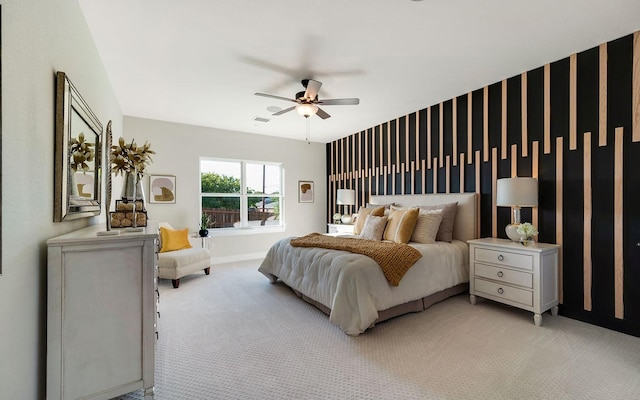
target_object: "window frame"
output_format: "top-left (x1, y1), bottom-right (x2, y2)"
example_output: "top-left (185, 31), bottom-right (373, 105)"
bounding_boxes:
top-left (200, 157), bottom-right (284, 234)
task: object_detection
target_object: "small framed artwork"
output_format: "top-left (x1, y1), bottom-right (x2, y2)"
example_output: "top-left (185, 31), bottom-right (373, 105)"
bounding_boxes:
top-left (298, 180), bottom-right (314, 203)
top-left (149, 175), bottom-right (176, 204)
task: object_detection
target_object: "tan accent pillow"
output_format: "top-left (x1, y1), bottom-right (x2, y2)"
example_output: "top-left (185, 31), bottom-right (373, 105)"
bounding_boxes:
top-left (354, 206), bottom-right (385, 235)
top-left (359, 215), bottom-right (388, 241)
top-left (159, 227), bottom-right (193, 253)
top-left (417, 202), bottom-right (458, 242)
top-left (410, 211), bottom-right (443, 244)
top-left (383, 207), bottom-right (419, 244)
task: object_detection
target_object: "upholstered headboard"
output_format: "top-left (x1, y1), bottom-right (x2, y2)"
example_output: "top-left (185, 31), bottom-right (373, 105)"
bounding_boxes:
top-left (369, 193), bottom-right (478, 242)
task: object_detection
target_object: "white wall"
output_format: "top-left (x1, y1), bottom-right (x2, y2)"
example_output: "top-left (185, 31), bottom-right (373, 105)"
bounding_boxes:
top-left (124, 117), bottom-right (327, 262)
top-left (0, 0), bottom-right (122, 397)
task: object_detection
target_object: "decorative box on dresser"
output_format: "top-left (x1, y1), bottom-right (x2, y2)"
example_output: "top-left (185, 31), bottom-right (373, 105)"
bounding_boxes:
top-left (327, 223), bottom-right (355, 235)
top-left (468, 238), bottom-right (560, 327)
top-left (47, 224), bottom-right (158, 400)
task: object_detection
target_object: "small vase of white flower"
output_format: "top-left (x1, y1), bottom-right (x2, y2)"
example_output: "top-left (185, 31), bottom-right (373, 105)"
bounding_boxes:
top-left (516, 222), bottom-right (538, 246)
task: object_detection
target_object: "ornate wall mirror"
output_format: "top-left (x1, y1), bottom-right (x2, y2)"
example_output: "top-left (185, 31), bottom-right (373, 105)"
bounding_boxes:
top-left (54, 71), bottom-right (102, 221)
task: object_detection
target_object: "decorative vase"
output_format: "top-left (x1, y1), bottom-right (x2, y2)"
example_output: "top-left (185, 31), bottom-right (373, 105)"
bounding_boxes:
top-left (121, 171), bottom-right (145, 204)
top-left (520, 237), bottom-right (534, 246)
top-left (199, 229), bottom-right (209, 238)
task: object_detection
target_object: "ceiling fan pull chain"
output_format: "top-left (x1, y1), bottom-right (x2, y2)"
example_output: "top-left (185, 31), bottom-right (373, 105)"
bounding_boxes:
top-left (306, 117), bottom-right (310, 144)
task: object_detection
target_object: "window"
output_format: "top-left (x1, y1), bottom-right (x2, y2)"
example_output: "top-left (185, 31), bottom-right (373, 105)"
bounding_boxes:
top-left (200, 158), bottom-right (283, 231)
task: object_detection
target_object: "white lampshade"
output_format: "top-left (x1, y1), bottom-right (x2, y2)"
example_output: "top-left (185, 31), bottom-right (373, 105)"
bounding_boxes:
top-left (296, 103), bottom-right (318, 117)
top-left (496, 177), bottom-right (538, 207)
top-left (336, 189), bottom-right (355, 205)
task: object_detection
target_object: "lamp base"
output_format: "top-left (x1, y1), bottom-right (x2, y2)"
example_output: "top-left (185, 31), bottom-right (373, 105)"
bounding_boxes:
top-left (341, 214), bottom-right (352, 224)
top-left (505, 224), bottom-right (522, 242)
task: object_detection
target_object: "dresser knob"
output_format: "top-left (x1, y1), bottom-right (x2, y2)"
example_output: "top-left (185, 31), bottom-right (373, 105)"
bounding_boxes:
top-left (497, 271), bottom-right (504, 278)
top-left (497, 288), bottom-right (504, 295)
top-left (498, 255), bottom-right (504, 261)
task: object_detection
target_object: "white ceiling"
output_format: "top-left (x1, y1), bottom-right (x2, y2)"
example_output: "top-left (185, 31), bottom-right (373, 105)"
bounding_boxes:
top-left (79, 0), bottom-right (640, 144)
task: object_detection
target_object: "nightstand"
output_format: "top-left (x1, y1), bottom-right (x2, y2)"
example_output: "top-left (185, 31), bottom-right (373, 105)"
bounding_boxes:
top-left (327, 223), bottom-right (355, 235)
top-left (468, 238), bottom-right (560, 326)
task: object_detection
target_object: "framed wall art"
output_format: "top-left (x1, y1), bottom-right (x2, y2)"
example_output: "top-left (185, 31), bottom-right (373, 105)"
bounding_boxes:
top-left (298, 180), bottom-right (314, 203)
top-left (149, 175), bottom-right (176, 204)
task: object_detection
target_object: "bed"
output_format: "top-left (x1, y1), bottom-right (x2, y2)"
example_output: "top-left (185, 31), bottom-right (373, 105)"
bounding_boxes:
top-left (258, 193), bottom-right (478, 335)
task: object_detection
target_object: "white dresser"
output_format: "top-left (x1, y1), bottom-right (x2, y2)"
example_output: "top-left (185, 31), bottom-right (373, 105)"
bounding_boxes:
top-left (468, 238), bottom-right (560, 326)
top-left (327, 223), bottom-right (355, 235)
top-left (47, 224), bottom-right (158, 400)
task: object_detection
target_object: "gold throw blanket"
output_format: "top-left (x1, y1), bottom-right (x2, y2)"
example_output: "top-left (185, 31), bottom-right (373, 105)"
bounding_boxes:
top-left (289, 233), bottom-right (422, 286)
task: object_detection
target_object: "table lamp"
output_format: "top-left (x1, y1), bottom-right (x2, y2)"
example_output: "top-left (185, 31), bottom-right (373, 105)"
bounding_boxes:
top-left (336, 189), bottom-right (355, 224)
top-left (496, 177), bottom-right (538, 241)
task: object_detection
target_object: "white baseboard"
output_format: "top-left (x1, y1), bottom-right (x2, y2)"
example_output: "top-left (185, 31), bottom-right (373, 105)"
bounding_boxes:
top-left (212, 252), bottom-right (266, 265)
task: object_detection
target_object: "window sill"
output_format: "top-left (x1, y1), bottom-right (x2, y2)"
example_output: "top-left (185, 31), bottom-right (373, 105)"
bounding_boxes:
top-left (208, 225), bottom-right (286, 237)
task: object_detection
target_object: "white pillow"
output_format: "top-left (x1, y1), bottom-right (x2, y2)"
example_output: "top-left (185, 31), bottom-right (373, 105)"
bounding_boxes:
top-left (359, 215), bottom-right (388, 241)
top-left (410, 211), bottom-right (443, 244)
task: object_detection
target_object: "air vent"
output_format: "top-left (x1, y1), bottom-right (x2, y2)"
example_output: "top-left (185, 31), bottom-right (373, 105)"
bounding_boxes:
top-left (254, 117), bottom-right (270, 123)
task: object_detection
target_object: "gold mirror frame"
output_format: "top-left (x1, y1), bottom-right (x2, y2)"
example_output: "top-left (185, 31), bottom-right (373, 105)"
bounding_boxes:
top-left (54, 71), bottom-right (102, 221)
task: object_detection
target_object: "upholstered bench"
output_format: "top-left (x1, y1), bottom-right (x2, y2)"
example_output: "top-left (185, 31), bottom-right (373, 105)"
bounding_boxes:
top-left (157, 223), bottom-right (211, 288)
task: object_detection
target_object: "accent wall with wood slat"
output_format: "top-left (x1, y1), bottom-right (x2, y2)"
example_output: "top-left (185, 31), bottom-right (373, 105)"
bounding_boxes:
top-left (326, 31), bottom-right (640, 337)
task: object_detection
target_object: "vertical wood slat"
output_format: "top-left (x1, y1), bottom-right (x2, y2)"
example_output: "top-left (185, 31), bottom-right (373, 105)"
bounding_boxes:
top-left (427, 107), bottom-right (432, 169)
top-left (439, 103), bottom-right (444, 168)
top-left (396, 119), bottom-right (400, 171)
top-left (421, 159), bottom-right (426, 194)
top-left (532, 141), bottom-right (539, 229)
top-left (392, 165), bottom-right (396, 195)
top-left (433, 157), bottom-right (438, 193)
top-left (406, 115), bottom-right (410, 171)
top-left (330, 142), bottom-right (335, 221)
top-left (383, 166), bottom-right (388, 195)
top-left (475, 150), bottom-right (481, 239)
top-left (556, 137), bottom-right (564, 304)
top-left (468, 92), bottom-right (473, 164)
top-left (599, 43), bottom-right (608, 147)
top-left (483, 86), bottom-right (489, 162)
top-left (379, 124), bottom-right (384, 175)
top-left (570, 54), bottom-right (578, 150)
top-left (387, 121), bottom-right (392, 171)
top-left (492, 147), bottom-right (498, 238)
top-left (411, 161), bottom-right (415, 194)
top-left (365, 129), bottom-right (369, 177)
top-left (511, 144), bottom-right (517, 177)
top-left (584, 132), bottom-right (592, 311)
top-left (544, 64), bottom-right (551, 154)
top-left (416, 111), bottom-right (421, 170)
top-left (633, 32), bottom-right (640, 142)
top-left (453, 97), bottom-right (458, 166)
top-left (502, 80), bottom-right (508, 159)
top-left (459, 153), bottom-right (465, 193)
top-left (614, 127), bottom-right (624, 319)
top-left (445, 155), bottom-right (450, 193)
top-left (522, 72), bottom-right (528, 157)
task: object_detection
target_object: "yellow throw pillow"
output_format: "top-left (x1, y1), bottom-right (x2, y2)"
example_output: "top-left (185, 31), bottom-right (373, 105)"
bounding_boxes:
top-left (159, 227), bottom-right (193, 253)
top-left (353, 206), bottom-right (385, 235)
top-left (383, 207), bottom-right (420, 243)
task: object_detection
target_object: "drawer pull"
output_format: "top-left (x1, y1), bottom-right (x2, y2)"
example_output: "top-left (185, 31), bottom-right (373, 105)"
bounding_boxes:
top-left (498, 255), bottom-right (504, 261)
top-left (497, 288), bottom-right (504, 295)
top-left (497, 271), bottom-right (504, 278)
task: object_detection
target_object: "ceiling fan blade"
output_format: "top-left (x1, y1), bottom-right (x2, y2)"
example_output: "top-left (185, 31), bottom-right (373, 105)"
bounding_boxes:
top-left (318, 98), bottom-right (360, 106)
top-left (303, 79), bottom-right (322, 101)
top-left (255, 92), bottom-right (296, 103)
top-left (272, 106), bottom-right (296, 116)
top-left (315, 107), bottom-right (331, 119)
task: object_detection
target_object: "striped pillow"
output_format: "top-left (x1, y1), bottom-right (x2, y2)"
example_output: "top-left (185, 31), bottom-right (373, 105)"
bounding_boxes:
top-left (383, 207), bottom-right (419, 244)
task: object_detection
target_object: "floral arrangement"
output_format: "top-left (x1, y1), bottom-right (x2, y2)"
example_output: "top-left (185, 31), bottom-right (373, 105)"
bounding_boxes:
top-left (110, 137), bottom-right (155, 179)
top-left (517, 222), bottom-right (539, 239)
top-left (69, 132), bottom-right (94, 173)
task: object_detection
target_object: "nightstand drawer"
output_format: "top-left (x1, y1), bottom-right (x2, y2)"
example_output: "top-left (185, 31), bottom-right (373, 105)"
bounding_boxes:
top-left (475, 263), bottom-right (533, 288)
top-left (474, 247), bottom-right (533, 270)
top-left (474, 278), bottom-right (533, 307)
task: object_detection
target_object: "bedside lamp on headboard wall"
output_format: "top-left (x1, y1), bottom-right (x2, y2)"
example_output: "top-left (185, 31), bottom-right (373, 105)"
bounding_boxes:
top-left (496, 177), bottom-right (538, 241)
top-left (336, 189), bottom-right (355, 224)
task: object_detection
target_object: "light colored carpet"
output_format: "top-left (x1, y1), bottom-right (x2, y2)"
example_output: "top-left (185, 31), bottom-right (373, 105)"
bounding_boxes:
top-left (115, 259), bottom-right (640, 400)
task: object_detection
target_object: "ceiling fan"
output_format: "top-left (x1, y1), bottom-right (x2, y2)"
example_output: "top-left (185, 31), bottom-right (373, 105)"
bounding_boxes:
top-left (255, 79), bottom-right (359, 119)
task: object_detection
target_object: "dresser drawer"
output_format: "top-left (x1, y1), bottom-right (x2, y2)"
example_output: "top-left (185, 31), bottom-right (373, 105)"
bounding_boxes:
top-left (474, 263), bottom-right (533, 288)
top-left (474, 278), bottom-right (533, 307)
top-left (474, 247), bottom-right (533, 270)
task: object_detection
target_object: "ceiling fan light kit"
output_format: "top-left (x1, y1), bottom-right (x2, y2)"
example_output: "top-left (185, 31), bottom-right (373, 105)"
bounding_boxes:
top-left (255, 79), bottom-right (359, 120)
